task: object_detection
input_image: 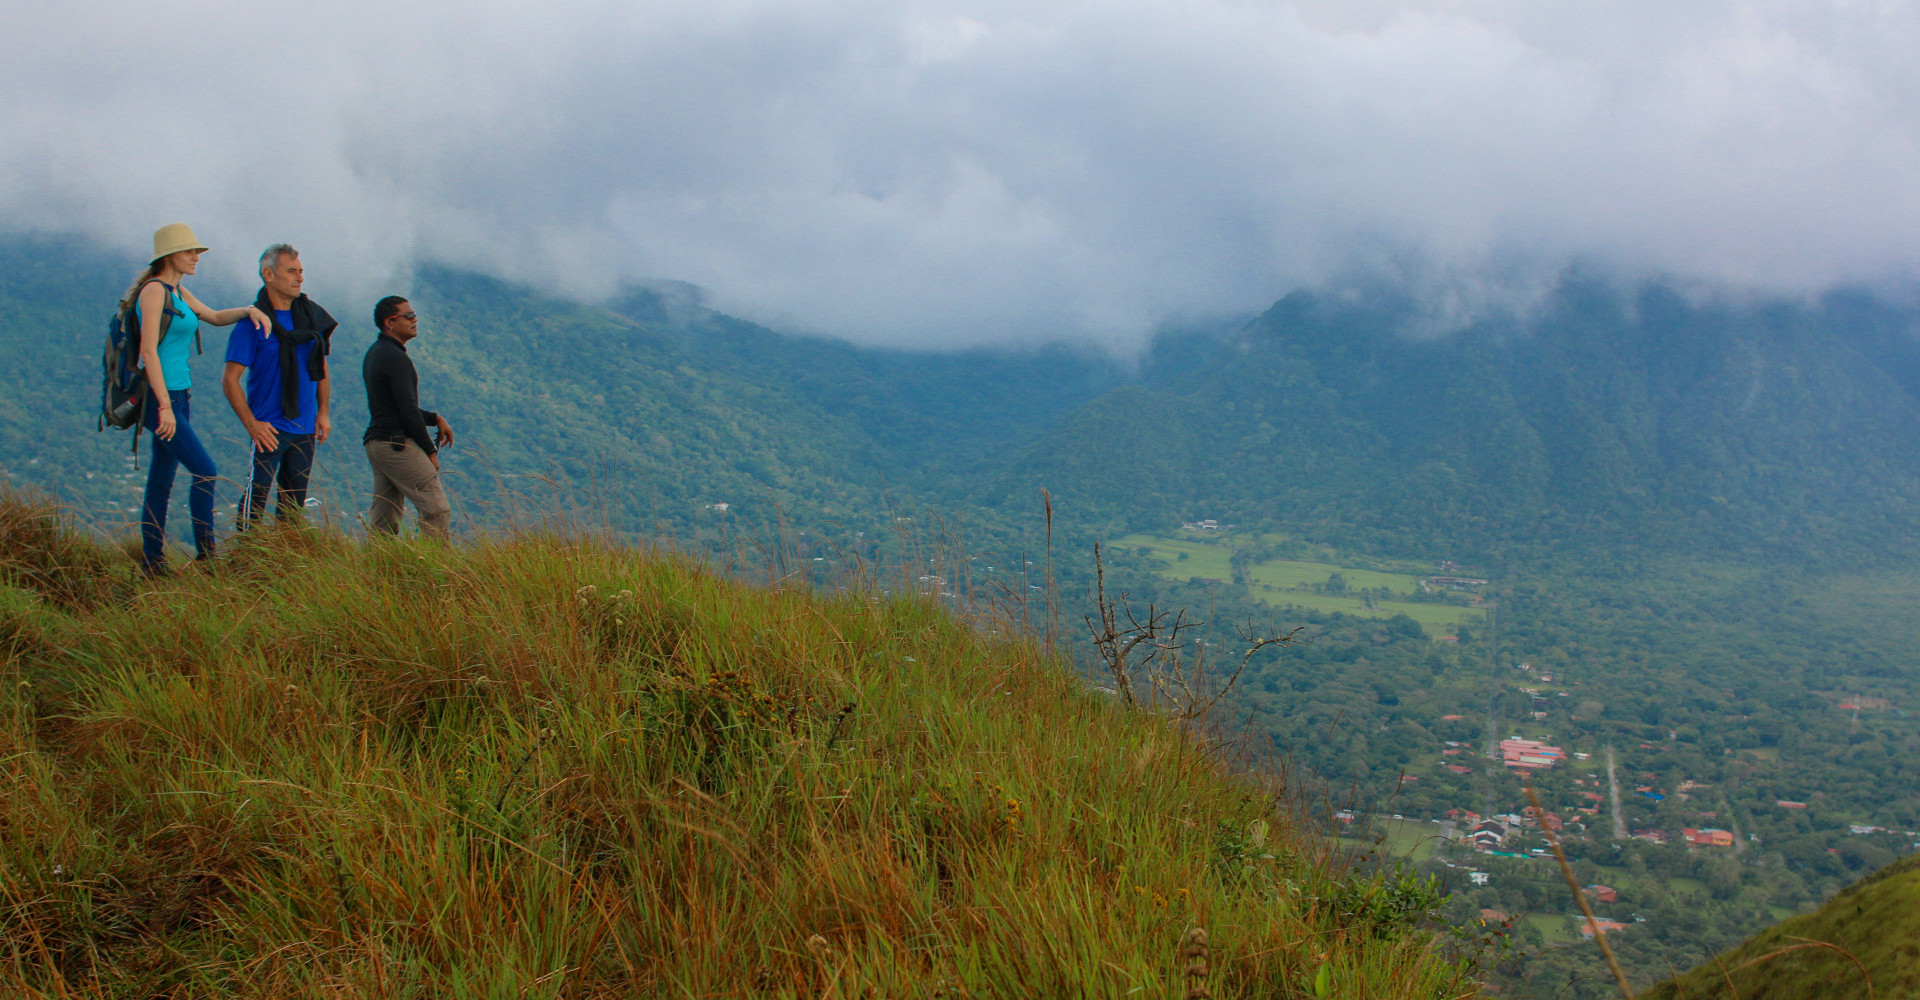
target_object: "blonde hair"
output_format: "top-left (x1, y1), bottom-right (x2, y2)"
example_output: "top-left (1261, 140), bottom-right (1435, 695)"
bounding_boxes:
top-left (118, 261), bottom-right (168, 314)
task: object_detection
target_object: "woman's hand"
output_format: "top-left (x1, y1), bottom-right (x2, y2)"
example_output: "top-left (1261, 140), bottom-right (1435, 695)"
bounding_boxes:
top-left (247, 306), bottom-right (273, 336)
top-left (155, 403), bottom-right (177, 441)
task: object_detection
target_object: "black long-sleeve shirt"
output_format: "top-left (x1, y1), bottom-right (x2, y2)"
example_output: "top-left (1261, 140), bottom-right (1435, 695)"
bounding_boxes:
top-left (362, 334), bottom-right (440, 455)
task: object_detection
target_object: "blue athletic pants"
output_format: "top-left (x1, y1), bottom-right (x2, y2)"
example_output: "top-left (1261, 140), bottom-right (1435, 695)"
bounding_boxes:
top-left (140, 390), bottom-right (218, 569)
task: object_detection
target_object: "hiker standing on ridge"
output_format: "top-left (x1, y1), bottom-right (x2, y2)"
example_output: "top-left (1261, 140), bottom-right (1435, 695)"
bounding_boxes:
top-left (126, 223), bottom-right (273, 577)
top-left (222, 243), bottom-right (337, 528)
top-left (362, 296), bottom-right (454, 540)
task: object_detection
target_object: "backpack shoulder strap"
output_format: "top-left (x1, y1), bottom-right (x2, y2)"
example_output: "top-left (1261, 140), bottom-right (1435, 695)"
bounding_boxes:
top-left (139, 280), bottom-right (180, 346)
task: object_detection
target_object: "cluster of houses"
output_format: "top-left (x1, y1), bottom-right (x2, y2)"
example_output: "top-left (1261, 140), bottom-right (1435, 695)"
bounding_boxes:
top-left (1442, 806), bottom-right (1570, 854)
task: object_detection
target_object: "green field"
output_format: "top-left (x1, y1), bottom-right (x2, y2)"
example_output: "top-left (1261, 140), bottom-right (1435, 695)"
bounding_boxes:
top-left (1113, 533), bottom-right (1487, 634)
top-left (1246, 559), bottom-right (1422, 592)
top-left (1340, 817), bottom-right (1448, 863)
top-left (1261, 590), bottom-right (1483, 631)
top-left (1112, 533), bottom-right (1236, 580)
top-left (1531, 914), bottom-right (1580, 944)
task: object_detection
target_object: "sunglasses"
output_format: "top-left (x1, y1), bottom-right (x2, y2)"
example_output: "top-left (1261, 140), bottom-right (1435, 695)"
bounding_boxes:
top-left (397, 312), bottom-right (417, 320)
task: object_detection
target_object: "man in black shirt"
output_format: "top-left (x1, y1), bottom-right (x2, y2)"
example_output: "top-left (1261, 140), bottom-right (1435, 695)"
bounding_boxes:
top-left (362, 296), bottom-right (454, 539)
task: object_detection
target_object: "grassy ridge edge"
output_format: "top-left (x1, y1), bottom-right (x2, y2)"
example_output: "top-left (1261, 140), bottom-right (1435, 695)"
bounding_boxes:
top-left (0, 493), bottom-right (1475, 998)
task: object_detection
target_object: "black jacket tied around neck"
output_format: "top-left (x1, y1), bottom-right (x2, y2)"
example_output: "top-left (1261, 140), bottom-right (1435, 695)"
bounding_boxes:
top-left (252, 288), bottom-right (337, 419)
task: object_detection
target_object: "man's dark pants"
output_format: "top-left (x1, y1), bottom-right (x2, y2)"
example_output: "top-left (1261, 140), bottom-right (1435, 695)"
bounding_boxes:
top-left (238, 432), bottom-right (317, 527)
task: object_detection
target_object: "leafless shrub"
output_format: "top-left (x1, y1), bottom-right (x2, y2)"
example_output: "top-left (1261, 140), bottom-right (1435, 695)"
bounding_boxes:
top-left (1085, 542), bottom-right (1301, 722)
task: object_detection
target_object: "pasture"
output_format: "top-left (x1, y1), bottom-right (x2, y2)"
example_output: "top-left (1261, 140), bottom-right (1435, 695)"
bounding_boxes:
top-left (1113, 532), bottom-right (1488, 634)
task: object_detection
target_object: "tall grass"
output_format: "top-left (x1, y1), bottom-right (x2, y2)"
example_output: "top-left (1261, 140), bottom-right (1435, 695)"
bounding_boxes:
top-left (0, 491), bottom-right (1478, 998)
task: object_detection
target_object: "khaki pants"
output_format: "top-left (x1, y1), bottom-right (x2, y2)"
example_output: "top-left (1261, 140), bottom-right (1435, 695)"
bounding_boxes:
top-left (364, 440), bottom-right (451, 539)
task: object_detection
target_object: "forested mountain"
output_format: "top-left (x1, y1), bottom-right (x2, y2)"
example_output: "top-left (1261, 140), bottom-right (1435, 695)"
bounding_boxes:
top-left (996, 276), bottom-right (1920, 563)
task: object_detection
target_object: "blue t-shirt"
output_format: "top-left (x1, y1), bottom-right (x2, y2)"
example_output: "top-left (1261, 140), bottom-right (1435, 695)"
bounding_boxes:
top-left (224, 309), bottom-right (318, 434)
top-left (135, 285), bottom-right (199, 390)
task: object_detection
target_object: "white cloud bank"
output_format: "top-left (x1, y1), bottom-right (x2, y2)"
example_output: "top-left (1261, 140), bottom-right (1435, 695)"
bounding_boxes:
top-left (5, 0), bottom-right (1920, 347)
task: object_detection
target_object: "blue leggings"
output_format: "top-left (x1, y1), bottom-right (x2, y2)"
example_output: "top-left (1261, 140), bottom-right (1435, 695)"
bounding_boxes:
top-left (141, 390), bottom-right (218, 568)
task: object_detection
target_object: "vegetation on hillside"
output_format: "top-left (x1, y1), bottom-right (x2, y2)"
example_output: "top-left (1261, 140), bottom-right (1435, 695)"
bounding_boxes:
top-left (1644, 849), bottom-right (1920, 999)
top-left (999, 277), bottom-right (1920, 565)
top-left (0, 492), bottom-right (1479, 998)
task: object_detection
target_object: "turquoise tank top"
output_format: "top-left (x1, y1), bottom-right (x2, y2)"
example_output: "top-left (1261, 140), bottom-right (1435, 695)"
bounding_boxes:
top-left (135, 284), bottom-right (198, 390)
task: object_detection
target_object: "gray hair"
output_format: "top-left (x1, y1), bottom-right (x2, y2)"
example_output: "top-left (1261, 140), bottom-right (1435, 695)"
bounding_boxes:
top-left (258, 243), bottom-right (299, 274)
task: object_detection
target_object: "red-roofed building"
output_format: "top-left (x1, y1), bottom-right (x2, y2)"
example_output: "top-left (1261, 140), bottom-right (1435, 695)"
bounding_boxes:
top-left (1579, 917), bottom-right (1631, 939)
top-left (1448, 764), bottom-right (1474, 774)
top-left (1499, 738), bottom-right (1565, 770)
top-left (1778, 800), bottom-right (1809, 809)
top-left (1682, 827), bottom-right (1735, 847)
top-left (1585, 884), bottom-right (1619, 903)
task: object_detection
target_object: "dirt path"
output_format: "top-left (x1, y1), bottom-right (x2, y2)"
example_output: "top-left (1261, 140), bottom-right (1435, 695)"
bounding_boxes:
top-left (1607, 745), bottom-right (1627, 839)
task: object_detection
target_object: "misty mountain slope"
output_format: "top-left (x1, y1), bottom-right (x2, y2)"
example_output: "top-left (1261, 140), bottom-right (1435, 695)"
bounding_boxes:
top-left (603, 285), bottom-right (1134, 488)
top-left (993, 276), bottom-right (1920, 560)
top-left (0, 236), bottom-right (1125, 536)
top-left (401, 267), bottom-right (901, 524)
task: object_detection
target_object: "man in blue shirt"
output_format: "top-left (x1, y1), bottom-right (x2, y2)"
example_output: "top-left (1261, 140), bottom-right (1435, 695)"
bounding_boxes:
top-left (221, 243), bottom-right (337, 527)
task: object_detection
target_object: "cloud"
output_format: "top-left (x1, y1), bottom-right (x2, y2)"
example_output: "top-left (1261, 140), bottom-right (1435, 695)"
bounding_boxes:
top-left (6, 0), bottom-right (1920, 348)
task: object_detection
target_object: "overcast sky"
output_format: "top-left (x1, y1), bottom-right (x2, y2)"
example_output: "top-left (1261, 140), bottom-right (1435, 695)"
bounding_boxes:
top-left (6, 0), bottom-right (1919, 348)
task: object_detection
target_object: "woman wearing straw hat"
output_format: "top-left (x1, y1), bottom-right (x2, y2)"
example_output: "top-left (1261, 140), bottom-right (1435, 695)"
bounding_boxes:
top-left (123, 222), bottom-right (271, 576)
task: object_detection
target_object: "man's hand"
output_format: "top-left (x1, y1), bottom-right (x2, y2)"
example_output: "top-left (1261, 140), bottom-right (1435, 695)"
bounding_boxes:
top-left (247, 419), bottom-right (280, 454)
top-left (433, 414), bottom-right (454, 448)
top-left (315, 412), bottom-right (331, 444)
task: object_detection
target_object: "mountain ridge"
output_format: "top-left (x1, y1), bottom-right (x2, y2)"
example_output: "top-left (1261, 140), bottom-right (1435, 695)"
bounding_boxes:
top-left (996, 275), bottom-right (1920, 565)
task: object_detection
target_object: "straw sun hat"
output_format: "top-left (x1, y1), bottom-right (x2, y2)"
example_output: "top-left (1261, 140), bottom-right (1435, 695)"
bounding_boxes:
top-left (149, 222), bottom-right (209, 263)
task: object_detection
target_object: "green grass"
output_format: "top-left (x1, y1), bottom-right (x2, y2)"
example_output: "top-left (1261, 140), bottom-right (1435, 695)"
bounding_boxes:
top-left (0, 494), bottom-right (1478, 999)
top-left (1645, 851), bottom-right (1920, 999)
top-left (1341, 819), bottom-right (1448, 864)
top-left (1666, 876), bottom-right (1709, 898)
top-left (1260, 591), bottom-right (1485, 631)
top-left (1113, 534), bottom-right (1487, 634)
top-left (1243, 560), bottom-right (1422, 593)
top-left (1526, 914), bottom-right (1577, 945)
top-left (1113, 533), bottom-right (1236, 580)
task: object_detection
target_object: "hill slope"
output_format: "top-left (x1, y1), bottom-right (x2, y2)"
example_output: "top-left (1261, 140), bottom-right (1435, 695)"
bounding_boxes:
top-left (1645, 849), bottom-right (1920, 999)
top-left (0, 492), bottom-right (1475, 997)
top-left (996, 276), bottom-right (1920, 562)
top-left (0, 234), bottom-right (1126, 544)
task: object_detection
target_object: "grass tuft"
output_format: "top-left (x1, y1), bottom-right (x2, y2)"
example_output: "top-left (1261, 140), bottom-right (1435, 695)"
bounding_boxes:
top-left (0, 489), bottom-right (1478, 998)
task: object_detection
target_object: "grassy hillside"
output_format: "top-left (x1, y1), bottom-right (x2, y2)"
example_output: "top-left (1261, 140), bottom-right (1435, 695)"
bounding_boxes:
top-left (0, 492), bottom-right (1478, 998)
top-left (1645, 850), bottom-right (1920, 999)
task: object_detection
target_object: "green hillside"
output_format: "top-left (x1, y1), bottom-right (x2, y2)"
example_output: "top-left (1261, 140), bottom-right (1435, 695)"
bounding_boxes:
top-left (1645, 850), bottom-right (1920, 998)
top-left (996, 278), bottom-right (1920, 564)
top-left (0, 235), bottom-right (1123, 546)
top-left (0, 492), bottom-right (1477, 997)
